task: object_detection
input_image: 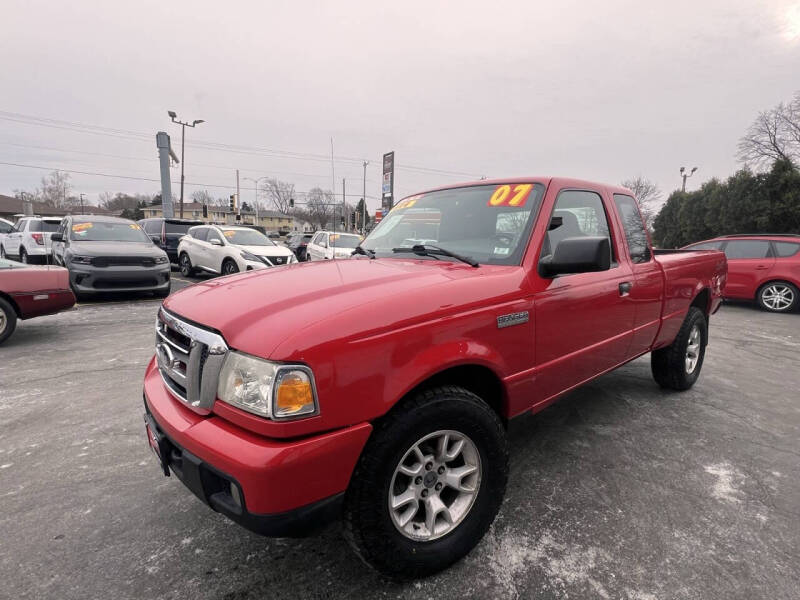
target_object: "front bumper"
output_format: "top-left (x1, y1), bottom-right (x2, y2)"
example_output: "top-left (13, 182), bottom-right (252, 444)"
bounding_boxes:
top-left (69, 263), bottom-right (170, 293)
top-left (142, 358), bottom-right (372, 535)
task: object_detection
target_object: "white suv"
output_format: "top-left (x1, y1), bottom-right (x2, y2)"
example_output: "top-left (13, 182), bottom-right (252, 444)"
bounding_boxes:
top-left (306, 231), bottom-right (362, 261)
top-left (177, 224), bottom-right (296, 277)
top-left (0, 216), bottom-right (62, 264)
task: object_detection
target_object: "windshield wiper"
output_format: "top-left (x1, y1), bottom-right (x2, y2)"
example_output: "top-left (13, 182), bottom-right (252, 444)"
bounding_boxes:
top-left (352, 245), bottom-right (375, 258)
top-left (392, 244), bottom-right (479, 267)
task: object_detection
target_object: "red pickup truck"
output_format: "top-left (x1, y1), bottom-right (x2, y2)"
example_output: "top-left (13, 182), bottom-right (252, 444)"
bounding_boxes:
top-left (143, 177), bottom-right (727, 578)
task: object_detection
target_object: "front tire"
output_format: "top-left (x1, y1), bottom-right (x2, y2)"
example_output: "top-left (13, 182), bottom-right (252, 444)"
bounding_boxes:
top-left (179, 253), bottom-right (195, 277)
top-left (0, 297), bottom-right (18, 345)
top-left (651, 306), bottom-right (707, 390)
top-left (221, 259), bottom-right (239, 275)
top-left (343, 386), bottom-right (508, 579)
top-left (757, 281), bottom-right (798, 313)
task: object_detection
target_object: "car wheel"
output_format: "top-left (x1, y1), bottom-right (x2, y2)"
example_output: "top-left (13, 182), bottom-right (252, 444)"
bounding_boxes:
top-left (0, 245), bottom-right (6, 259)
top-left (20, 248), bottom-right (28, 264)
top-left (757, 281), bottom-right (798, 313)
top-left (0, 297), bottom-right (19, 345)
top-left (222, 259), bottom-right (239, 275)
top-left (343, 385), bottom-right (508, 579)
top-left (651, 306), bottom-right (707, 391)
top-left (179, 253), bottom-right (195, 277)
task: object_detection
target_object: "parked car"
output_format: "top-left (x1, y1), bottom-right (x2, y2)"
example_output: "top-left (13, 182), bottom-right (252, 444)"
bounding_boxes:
top-left (0, 216), bottom-right (62, 264)
top-left (305, 231), bottom-right (362, 260)
top-left (138, 217), bottom-right (204, 266)
top-left (0, 218), bottom-right (13, 249)
top-left (0, 258), bottom-right (75, 344)
top-left (142, 177), bottom-right (726, 578)
top-left (177, 224), bottom-right (296, 277)
top-left (683, 234), bottom-right (800, 312)
top-left (50, 215), bottom-right (170, 300)
top-left (286, 232), bottom-right (315, 261)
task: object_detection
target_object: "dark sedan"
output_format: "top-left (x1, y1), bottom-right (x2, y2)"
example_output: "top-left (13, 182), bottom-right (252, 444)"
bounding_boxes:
top-left (286, 232), bottom-right (315, 261)
top-left (0, 259), bottom-right (75, 344)
top-left (51, 216), bottom-right (170, 300)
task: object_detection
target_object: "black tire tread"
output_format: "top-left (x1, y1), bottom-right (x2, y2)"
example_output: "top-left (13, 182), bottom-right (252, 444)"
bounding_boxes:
top-left (342, 385), bottom-right (508, 579)
top-left (651, 306), bottom-right (706, 390)
top-left (0, 297), bottom-right (18, 345)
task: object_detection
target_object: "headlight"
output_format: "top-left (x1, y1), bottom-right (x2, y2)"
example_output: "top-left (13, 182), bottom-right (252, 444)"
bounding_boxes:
top-left (69, 255), bottom-right (93, 265)
top-left (155, 255), bottom-right (168, 264)
top-left (240, 250), bottom-right (260, 262)
top-left (217, 351), bottom-right (318, 420)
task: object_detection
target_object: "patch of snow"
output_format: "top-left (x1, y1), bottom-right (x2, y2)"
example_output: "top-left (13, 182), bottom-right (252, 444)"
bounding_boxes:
top-left (704, 462), bottom-right (743, 504)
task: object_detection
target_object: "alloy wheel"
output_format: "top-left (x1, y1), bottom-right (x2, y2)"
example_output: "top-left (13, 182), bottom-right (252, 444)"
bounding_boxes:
top-left (388, 430), bottom-right (482, 541)
top-left (685, 325), bottom-right (701, 373)
top-left (761, 284), bottom-right (795, 311)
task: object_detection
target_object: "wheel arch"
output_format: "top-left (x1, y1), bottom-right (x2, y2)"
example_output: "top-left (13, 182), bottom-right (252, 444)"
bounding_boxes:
top-left (0, 291), bottom-right (22, 319)
top-left (690, 287), bottom-right (711, 316)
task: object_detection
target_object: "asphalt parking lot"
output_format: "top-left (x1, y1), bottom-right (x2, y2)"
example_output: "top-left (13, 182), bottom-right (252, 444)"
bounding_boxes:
top-left (1, 281), bottom-right (799, 600)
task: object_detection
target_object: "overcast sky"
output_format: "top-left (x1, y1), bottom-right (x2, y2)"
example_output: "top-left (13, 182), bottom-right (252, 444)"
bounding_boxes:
top-left (1, 0), bottom-right (799, 210)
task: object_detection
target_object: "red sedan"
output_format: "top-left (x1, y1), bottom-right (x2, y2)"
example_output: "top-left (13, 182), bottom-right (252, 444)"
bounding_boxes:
top-left (684, 234), bottom-right (800, 312)
top-left (0, 258), bottom-right (76, 344)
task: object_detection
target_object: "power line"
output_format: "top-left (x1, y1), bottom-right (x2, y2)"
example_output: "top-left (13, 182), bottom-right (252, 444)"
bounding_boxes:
top-left (0, 160), bottom-right (379, 199)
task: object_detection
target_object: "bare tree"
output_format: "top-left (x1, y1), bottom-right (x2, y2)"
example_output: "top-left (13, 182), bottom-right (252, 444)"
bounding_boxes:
top-left (305, 187), bottom-right (335, 229)
top-left (620, 176), bottom-right (662, 230)
top-left (39, 171), bottom-right (72, 208)
top-left (738, 94), bottom-right (800, 169)
top-left (261, 178), bottom-right (295, 214)
top-left (191, 189), bottom-right (214, 205)
top-left (98, 191), bottom-right (114, 207)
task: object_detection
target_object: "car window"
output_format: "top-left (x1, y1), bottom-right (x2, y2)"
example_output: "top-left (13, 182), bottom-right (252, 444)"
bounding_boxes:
top-left (207, 229), bottom-right (224, 244)
top-left (142, 220), bottom-right (161, 235)
top-left (541, 190), bottom-right (613, 261)
top-left (191, 227), bottom-right (208, 241)
top-left (14, 220), bottom-right (26, 232)
top-left (724, 240), bottom-right (771, 259)
top-left (70, 220), bottom-right (151, 242)
top-left (0, 221), bottom-right (12, 234)
top-left (329, 233), bottom-right (361, 248)
top-left (613, 194), bottom-right (651, 263)
top-left (165, 221), bottom-right (197, 234)
top-left (319, 234), bottom-right (328, 247)
top-left (774, 241), bottom-right (800, 257)
top-left (686, 241), bottom-right (722, 250)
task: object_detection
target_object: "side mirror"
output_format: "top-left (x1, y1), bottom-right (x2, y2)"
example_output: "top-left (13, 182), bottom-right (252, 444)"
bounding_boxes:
top-left (50, 233), bottom-right (64, 242)
top-left (540, 236), bottom-right (610, 276)
top-left (210, 238), bottom-right (223, 246)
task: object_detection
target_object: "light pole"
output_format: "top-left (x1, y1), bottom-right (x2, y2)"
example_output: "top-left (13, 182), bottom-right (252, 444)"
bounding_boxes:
top-left (243, 175), bottom-right (269, 223)
top-left (680, 166), bottom-right (698, 192)
top-left (79, 193), bottom-right (86, 213)
top-left (362, 160), bottom-right (368, 235)
top-left (168, 111), bottom-right (204, 218)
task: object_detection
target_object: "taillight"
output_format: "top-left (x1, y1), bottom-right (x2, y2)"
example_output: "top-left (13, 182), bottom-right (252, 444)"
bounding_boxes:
top-left (161, 225), bottom-right (166, 246)
top-left (32, 233), bottom-right (44, 245)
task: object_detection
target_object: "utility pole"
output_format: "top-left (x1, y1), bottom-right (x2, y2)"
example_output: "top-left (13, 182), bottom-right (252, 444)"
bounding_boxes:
top-left (362, 161), bottom-right (368, 235)
top-left (243, 176), bottom-right (268, 223)
top-left (342, 178), bottom-right (346, 232)
top-left (79, 193), bottom-right (86, 213)
top-left (680, 166), bottom-right (698, 192)
top-left (168, 111), bottom-right (204, 218)
top-left (236, 169), bottom-right (240, 222)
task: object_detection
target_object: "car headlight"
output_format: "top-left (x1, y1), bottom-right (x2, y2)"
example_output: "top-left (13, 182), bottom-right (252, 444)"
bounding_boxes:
top-left (217, 351), bottom-right (318, 420)
top-left (69, 255), bottom-right (93, 265)
top-left (155, 255), bottom-right (168, 264)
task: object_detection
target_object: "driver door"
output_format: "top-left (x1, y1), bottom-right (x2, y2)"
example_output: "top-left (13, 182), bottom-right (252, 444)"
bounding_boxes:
top-left (205, 228), bottom-right (226, 273)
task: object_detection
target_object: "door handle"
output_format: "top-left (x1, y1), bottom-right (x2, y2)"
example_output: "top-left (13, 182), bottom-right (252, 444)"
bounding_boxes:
top-left (755, 265), bottom-right (769, 270)
top-left (619, 282), bottom-right (633, 296)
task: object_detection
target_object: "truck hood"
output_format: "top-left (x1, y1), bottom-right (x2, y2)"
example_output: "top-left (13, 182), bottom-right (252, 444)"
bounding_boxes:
top-left (164, 257), bottom-right (524, 359)
top-left (68, 241), bottom-right (166, 257)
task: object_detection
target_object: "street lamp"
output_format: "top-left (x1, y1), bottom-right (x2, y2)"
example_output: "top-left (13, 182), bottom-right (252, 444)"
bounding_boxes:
top-left (168, 111), bottom-right (205, 218)
top-left (680, 166), bottom-right (698, 192)
top-left (243, 176), bottom-right (269, 224)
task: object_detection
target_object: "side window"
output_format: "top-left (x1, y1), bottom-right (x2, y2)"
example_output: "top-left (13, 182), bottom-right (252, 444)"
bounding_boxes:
top-left (15, 220), bottom-right (26, 232)
top-left (192, 227), bottom-right (208, 241)
top-left (0, 221), bottom-right (11, 234)
top-left (542, 190), bottom-right (613, 260)
top-left (723, 240), bottom-right (771, 259)
top-left (142, 220), bottom-right (160, 235)
top-left (207, 229), bottom-right (223, 244)
top-left (613, 194), bottom-right (651, 263)
top-left (320, 234), bottom-right (328, 248)
top-left (687, 241), bottom-right (722, 250)
top-left (774, 241), bottom-right (800, 257)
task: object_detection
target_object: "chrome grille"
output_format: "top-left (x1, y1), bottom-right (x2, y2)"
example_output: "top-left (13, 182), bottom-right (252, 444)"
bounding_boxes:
top-left (155, 308), bottom-right (228, 414)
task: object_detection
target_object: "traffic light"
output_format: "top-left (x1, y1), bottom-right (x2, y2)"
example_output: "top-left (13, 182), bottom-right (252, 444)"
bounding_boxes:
top-left (202, 204), bottom-right (208, 218)
top-left (289, 198), bottom-right (294, 208)
top-left (350, 212), bottom-right (356, 229)
top-left (340, 216), bottom-right (345, 227)
top-left (229, 194), bottom-right (236, 212)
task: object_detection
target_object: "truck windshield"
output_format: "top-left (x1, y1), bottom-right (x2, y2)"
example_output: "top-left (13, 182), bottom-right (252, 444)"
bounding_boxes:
top-left (361, 183), bottom-right (545, 265)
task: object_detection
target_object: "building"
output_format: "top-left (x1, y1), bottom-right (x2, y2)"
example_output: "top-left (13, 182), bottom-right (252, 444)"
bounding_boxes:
top-left (0, 194), bottom-right (116, 221)
top-left (139, 202), bottom-right (302, 232)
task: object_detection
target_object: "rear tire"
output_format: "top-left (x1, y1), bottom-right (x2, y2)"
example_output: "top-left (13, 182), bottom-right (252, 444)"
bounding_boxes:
top-left (0, 297), bottom-right (19, 345)
top-left (343, 385), bottom-right (508, 579)
top-left (756, 281), bottom-right (798, 313)
top-left (651, 307), bottom-right (707, 390)
top-left (20, 248), bottom-right (28, 264)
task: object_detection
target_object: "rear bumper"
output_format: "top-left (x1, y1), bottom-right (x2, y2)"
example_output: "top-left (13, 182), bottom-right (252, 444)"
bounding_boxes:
top-left (69, 264), bottom-right (170, 293)
top-left (142, 357), bottom-right (372, 534)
